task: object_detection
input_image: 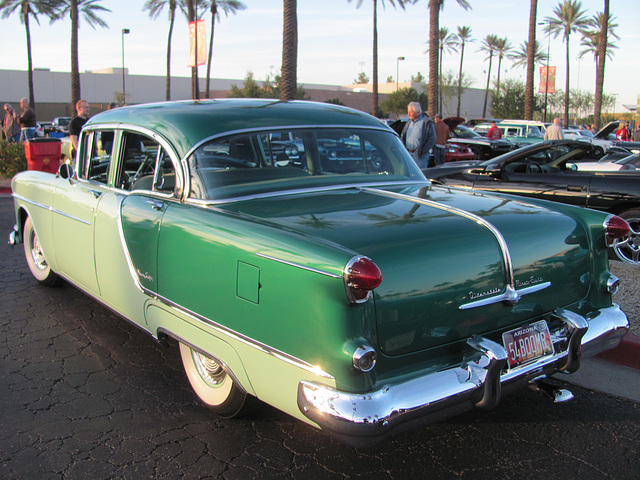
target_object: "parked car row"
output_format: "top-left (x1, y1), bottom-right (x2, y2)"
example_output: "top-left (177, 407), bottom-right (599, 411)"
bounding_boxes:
top-left (9, 99), bottom-right (630, 447)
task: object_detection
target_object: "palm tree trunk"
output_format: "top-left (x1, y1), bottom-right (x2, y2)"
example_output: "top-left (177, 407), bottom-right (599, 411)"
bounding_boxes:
top-left (564, 34), bottom-right (570, 126)
top-left (166, 9), bottom-right (175, 101)
top-left (456, 42), bottom-right (464, 117)
top-left (372, 0), bottom-right (378, 116)
top-left (482, 54), bottom-right (493, 117)
top-left (281, 0), bottom-right (297, 101)
top-left (206, 5), bottom-right (217, 98)
top-left (70, 0), bottom-right (81, 112)
top-left (593, 0), bottom-right (609, 130)
top-left (428, 0), bottom-right (439, 117)
top-left (438, 44), bottom-right (443, 114)
top-left (524, 0), bottom-right (537, 120)
top-left (496, 55), bottom-right (503, 94)
top-left (22, 9), bottom-right (35, 107)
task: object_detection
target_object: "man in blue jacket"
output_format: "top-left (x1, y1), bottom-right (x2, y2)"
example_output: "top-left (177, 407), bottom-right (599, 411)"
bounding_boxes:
top-left (400, 102), bottom-right (436, 168)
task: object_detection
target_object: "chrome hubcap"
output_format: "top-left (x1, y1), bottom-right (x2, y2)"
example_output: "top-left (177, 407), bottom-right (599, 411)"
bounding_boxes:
top-left (613, 219), bottom-right (640, 264)
top-left (192, 350), bottom-right (226, 388)
top-left (30, 231), bottom-right (47, 271)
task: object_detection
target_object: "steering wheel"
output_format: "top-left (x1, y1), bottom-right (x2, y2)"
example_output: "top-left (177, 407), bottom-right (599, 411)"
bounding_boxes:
top-left (129, 152), bottom-right (156, 186)
top-left (526, 162), bottom-right (543, 173)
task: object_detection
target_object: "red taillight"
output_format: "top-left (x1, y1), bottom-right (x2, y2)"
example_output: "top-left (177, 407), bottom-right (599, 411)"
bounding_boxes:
top-left (344, 256), bottom-right (383, 303)
top-left (605, 215), bottom-right (630, 246)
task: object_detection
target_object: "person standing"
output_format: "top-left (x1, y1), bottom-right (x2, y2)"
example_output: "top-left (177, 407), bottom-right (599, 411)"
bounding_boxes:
top-left (616, 121), bottom-right (630, 142)
top-left (633, 124), bottom-right (640, 142)
top-left (3, 104), bottom-right (21, 142)
top-left (486, 121), bottom-right (502, 140)
top-left (69, 99), bottom-right (91, 156)
top-left (400, 102), bottom-right (436, 168)
top-left (18, 97), bottom-right (37, 141)
top-left (544, 118), bottom-right (564, 140)
top-left (433, 114), bottom-right (450, 166)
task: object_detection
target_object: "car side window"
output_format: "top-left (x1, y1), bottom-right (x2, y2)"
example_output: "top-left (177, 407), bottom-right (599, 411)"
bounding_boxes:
top-left (83, 130), bottom-right (115, 185)
top-left (117, 131), bottom-right (176, 193)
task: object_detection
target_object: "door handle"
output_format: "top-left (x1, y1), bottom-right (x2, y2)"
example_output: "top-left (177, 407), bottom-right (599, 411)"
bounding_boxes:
top-left (567, 186), bottom-right (584, 192)
top-left (88, 190), bottom-right (103, 199)
top-left (145, 199), bottom-right (164, 211)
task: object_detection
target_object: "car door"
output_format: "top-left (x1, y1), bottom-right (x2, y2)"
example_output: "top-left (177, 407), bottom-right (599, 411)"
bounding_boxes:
top-left (51, 129), bottom-right (114, 295)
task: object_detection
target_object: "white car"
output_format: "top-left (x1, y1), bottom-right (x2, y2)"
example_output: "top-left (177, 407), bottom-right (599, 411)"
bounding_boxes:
top-left (571, 152), bottom-right (640, 172)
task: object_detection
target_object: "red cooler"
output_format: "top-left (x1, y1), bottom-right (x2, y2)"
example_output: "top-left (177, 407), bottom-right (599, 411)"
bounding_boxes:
top-left (24, 138), bottom-right (62, 173)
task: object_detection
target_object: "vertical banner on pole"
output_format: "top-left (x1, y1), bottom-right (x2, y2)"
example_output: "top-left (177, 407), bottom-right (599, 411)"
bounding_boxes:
top-left (539, 66), bottom-right (556, 94)
top-left (188, 20), bottom-right (206, 67)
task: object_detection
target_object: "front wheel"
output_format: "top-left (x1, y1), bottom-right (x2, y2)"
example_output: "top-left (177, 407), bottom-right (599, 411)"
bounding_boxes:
top-left (612, 209), bottom-right (640, 264)
top-left (179, 342), bottom-right (257, 418)
top-left (23, 216), bottom-right (60, 286)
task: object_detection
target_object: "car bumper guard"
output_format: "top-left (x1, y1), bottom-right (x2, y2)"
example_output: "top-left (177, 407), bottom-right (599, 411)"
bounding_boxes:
top-left (297, 305), bottom-right (628, 447)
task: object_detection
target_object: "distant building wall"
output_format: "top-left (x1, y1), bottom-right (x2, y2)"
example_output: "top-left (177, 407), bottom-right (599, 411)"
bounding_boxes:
top-left (0, 68), bottom-right (491, 121)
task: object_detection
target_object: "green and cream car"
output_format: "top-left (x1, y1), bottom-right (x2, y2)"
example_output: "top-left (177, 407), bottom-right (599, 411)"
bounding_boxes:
top-left (9, 100), bottom-right (630, 447)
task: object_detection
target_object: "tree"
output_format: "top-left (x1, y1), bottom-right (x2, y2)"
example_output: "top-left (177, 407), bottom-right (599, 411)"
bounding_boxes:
top-left (524, 0), bottom-right (537, 120)
top-left (354, 71), bottom-right (370, 84)
top-left (349, 0), bottom-right (410, 116)
top-left (511, 40), bottom-right (548, 69)
top-left (478, 33), bottom-right (499, 117)
top-left (281, 0), bottom-right (297, 100)
top-left (453, 25), bottom-right (472, 116)
top-left (437, 26), bottom-right (457, 114)
top-left (0, 0), bottom-right (60, 108)
top-left (493, 37), bottom-right (512, 95)
top-left (229, 70), bottom-right (308, 100)
top-left (490, 78), bottom-right (538, 119)
top-left (57, 0), bottom-right (110, 114)
top-left (144, 0), bottom-right (188, 101)
top-left (203, 1), bottom-right (246, 97)
top-left (440, 70), bottom-right (472, 116)
top-left (590, 3), bottom-right (614, 130)
top-left (380, 87), bottom-right (428, 118)
top-left (543, 0), bottom-right (590, 126)
top-left (426, 0), bottom-right (471, 117)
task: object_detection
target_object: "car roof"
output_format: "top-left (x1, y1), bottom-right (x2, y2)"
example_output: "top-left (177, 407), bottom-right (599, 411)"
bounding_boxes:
top-left (85, 99), bottom-right (387, 158)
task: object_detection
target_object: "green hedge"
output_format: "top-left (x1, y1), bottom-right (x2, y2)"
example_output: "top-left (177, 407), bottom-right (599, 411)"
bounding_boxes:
top-left (0, 140), bottom-right (27, 179)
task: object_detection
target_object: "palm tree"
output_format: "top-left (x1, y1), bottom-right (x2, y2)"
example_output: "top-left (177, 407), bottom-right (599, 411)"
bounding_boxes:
top-left (349, 0), bottom-right (410, 116)
top-left (511, 40), bottom-right (548, 69)
top-left (478, 33), bottom-right (499, 117)
top-left (524, 0), bottom-right (537, 120)
top-left (280, 0), bottom-right (296, 101)
top-left (426, 0), bottom-right (471, 118)
top-left (144, 0), bottom-right (187, 101)
top-left (0, 0), bottom-right (59, 108)
top-left (203, 1), bottom-right (246, 98)
top-left (543, 0), bottom-right (590, 126)
top-left (453, 25), bottom-right (472, 117)
top-left (593, 2), bottom-right (612, 130)
top-left (579, 13), bottom-right (618, 62)
top-left (493, 37), bottom-right (512, 95)
top-left (437, 26), bottom-right (457, 114)
top-left (57, 0), bottom-right (109, 113)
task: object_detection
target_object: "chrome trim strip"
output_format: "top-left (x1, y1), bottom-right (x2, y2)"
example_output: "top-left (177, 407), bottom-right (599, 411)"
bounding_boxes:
top-left (459, 282), bottom-right (552, 310)
top-left (13, 193), bottom-right (91, 225)
top-left (184, 180), bottom-right (427, 207)
top-left (256, 253), bottom-right (342, 278)
top-left (360, 187), bottom-right (525, 309)
top-left (298, 305), bottom-right (628, 447)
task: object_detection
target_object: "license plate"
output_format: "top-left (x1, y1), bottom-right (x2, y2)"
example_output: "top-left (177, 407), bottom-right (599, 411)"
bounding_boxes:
top-left (502, 320), bottom-right (553, 368)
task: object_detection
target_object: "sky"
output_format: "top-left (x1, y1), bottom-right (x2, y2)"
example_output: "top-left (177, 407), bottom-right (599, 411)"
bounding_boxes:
top-left (1, 0), bottom-right (638, 113)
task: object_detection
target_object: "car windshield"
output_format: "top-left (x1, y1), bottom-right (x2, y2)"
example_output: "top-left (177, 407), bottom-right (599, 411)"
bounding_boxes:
top-left (453, 125), bottom-right (483, 139)
top-left (188, 127), bottom-right (425, 200)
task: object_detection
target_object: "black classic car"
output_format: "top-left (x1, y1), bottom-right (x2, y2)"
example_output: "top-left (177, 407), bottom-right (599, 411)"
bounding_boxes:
top-left (423, 139), bottom-right (640, 263)
top-left (444, 117), bottom-right (519, 160)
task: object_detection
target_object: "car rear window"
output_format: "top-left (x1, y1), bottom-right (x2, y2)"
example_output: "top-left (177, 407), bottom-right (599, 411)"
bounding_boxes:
top-left (188, 128), bottom-right (424, 200)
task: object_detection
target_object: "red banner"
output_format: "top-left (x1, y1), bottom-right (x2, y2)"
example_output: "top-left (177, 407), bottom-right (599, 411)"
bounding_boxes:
top-left (188, 20), bottom-right (206, 67)
top-left (539, 66), bottom-right (556, 94)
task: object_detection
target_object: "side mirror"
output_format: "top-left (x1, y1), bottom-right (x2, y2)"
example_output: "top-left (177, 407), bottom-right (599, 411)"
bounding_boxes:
top-left (58, 163), bottom-right (75, 180)
top-left (566, 163), bottom-right (578, 171)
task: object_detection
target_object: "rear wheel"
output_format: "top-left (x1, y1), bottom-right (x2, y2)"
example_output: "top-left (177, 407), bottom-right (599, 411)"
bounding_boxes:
top-left (612, 209), bottom-right (640, 264)
top-left (179, 342), bottom-right (257, 418)
top-left (23, 216), bottom-right (60, 286)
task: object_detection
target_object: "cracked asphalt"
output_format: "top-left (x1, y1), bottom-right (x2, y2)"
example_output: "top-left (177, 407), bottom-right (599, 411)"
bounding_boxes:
top-left (1, 195), bottom-right (639, 479)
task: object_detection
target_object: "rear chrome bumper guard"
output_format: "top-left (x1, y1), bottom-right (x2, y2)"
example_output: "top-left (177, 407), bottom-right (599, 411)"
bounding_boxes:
top-left (297, 305), bottom-right (628, 447)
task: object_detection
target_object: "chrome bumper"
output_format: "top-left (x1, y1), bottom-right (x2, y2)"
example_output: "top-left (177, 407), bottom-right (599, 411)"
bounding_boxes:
top-left (298, 305), bottom-right (628, 447)
top-left (8, 225), bottom-right (20, 246)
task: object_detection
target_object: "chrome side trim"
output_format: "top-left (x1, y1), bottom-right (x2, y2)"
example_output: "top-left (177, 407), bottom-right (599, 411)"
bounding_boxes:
top-left (256, 253), bottom-right (342, 278)
top-left (12, 193), bottom-right (91, 226)
top-left (459, 282), bottom-right (552, 310)
top-left (298, 305), bottom-right (628, 447)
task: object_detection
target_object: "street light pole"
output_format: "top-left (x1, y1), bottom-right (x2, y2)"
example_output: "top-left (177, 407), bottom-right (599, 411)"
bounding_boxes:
top-left (396, 56), bottom-right (405, 91)
top-left (121, 28), bottom-right (130, 106)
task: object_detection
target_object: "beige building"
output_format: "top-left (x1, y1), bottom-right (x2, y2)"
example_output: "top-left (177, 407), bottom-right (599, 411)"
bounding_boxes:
top-left (0, 68), bottom-right (490, 121)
